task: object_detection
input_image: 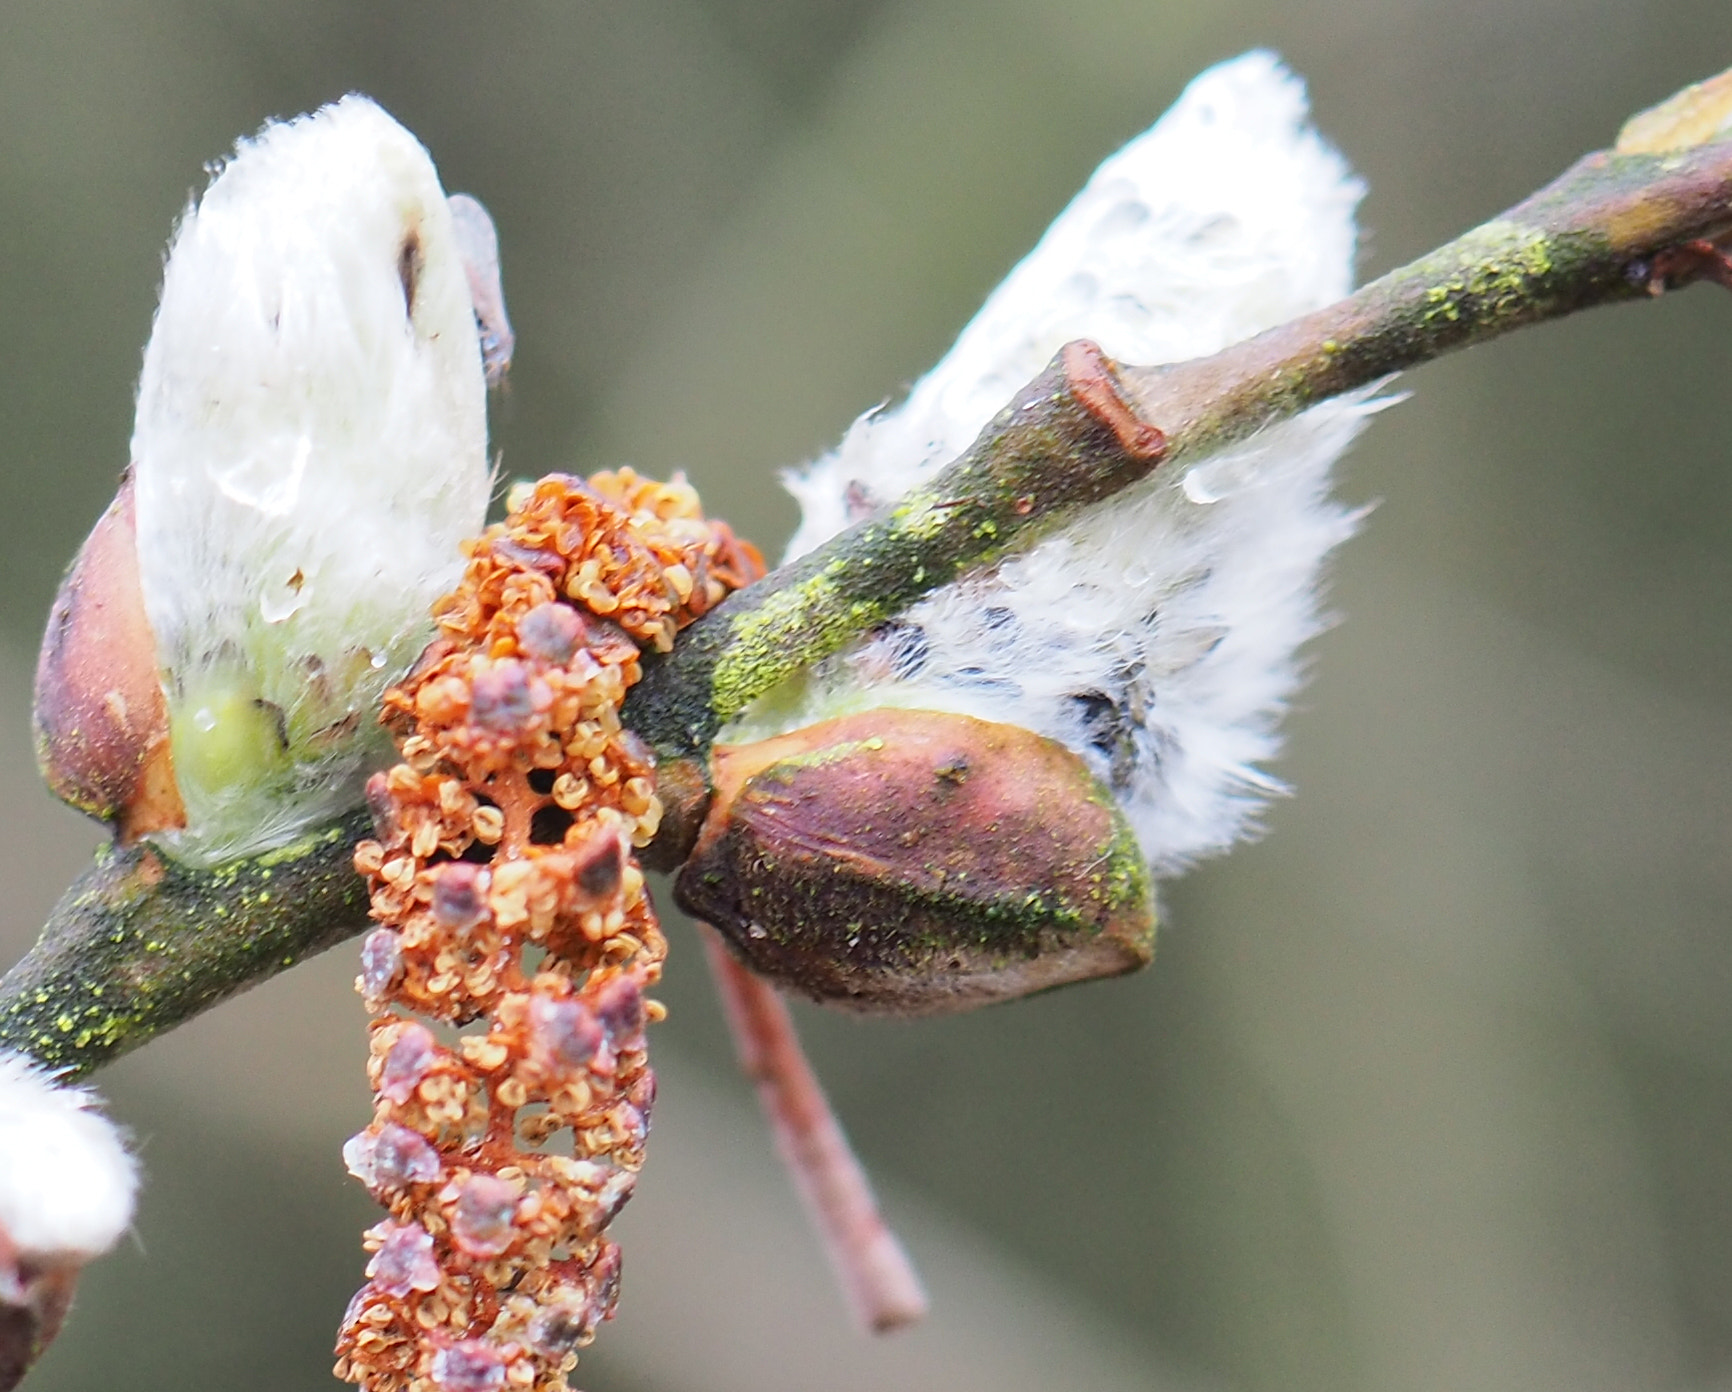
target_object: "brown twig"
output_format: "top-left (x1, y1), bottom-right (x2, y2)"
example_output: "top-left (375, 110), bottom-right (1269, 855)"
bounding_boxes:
top-left (700, 926), bottom-right (928, 1333)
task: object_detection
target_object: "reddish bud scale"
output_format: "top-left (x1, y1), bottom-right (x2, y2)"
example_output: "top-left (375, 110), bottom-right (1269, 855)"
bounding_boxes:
top-left (31, 475), bottom-right (185, 841)
top-left (335, 471), bottom-right (760, 1392)
top-left (0, 1227), bottom-right (82, 1392)
top-left (678, 708), bottom-right (1155, 1015)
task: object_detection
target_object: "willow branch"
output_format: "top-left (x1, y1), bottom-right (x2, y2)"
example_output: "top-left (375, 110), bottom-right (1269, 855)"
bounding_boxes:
top-left (0, 814), bottom-right (370, 1074)
top-left (624, 138), bottom-right (1732, 762)
top-left (8, 116), bottom-right (1732, 1078)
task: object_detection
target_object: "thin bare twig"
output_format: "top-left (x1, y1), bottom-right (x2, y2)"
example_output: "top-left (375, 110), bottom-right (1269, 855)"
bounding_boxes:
top-left (700, 927), bottom-right (928, 1333)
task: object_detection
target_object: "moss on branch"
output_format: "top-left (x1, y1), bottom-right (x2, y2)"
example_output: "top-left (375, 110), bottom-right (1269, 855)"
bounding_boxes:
top-left (0, 814), bottom-right (370, 1076)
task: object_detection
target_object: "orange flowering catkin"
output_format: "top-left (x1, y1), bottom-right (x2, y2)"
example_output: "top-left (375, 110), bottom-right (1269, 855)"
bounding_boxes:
top-left (335, 471), bottom-right (760, 1392)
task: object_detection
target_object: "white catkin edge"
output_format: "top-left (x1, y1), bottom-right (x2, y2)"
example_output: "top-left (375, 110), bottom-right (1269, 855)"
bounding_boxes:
top-left (0, 1052), bottom-right (136, 1259)
top-left (736, 51), bottom-right (1393, 875)
top-left (130, 94), bottom-right (492, 865)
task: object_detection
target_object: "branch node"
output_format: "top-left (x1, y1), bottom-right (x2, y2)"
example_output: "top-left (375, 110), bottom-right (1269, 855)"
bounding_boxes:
top-left (1061, 339), bottom-right (1168, 461)
top-left (1636, 238), bottom-right (1732, 295)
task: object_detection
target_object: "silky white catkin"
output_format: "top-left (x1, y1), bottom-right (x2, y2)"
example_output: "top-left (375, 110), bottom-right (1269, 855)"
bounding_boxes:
top-left (734, 52), bottom-right (1389, 874)
top-left (130, 95), bottom-right (492, 864)
top-left (0, 1052), bottom-right (135, 1261)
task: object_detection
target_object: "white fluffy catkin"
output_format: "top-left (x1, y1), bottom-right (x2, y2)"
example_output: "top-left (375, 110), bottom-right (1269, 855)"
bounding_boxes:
top-left (734, 52), bottom-right (1387, 875)
top-left (130, 95), bottom-right (493, 864)
top-left (0, 1053), bottom-right (135, 1261)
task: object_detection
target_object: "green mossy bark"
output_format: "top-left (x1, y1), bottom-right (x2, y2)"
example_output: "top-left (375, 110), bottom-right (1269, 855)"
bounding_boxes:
top-left (0, 812), bottom-right (370, 1076)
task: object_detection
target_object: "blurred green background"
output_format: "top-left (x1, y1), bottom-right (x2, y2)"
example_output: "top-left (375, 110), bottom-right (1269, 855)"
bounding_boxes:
top-left (5, 2), bottom-right (1732, 1389)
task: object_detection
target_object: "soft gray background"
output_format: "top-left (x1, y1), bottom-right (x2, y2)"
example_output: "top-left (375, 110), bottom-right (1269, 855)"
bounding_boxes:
top-left (4, 2), bottom-right (1732, 1390)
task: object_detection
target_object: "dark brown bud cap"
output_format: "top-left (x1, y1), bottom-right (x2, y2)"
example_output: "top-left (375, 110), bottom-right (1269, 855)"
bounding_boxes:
top-left (0, 1236), bottom-right (79, 1392)
top-left (32, 475), bottom-right (184, 841)
top-left (676, 708), bottom-right (1155, 1016)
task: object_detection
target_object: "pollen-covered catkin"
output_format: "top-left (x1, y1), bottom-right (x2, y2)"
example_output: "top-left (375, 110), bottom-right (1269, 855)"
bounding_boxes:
top-left (335, 471), bottom-right (759, 1392)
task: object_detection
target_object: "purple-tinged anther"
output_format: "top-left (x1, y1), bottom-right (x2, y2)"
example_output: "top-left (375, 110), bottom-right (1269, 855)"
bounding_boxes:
top-left (595, 1170), bottom-right (636, 1227)
top-left (448, 1173), bottom-right (519, 1258)
top-left (344, 1122), bottom-right (442, 1191)
top-left (364, 770), bottom-right (399, 841)
top-left (528, 994), bottom-right (603, 1072)
top-left (573, 1170), bottom-right (637, 1242)
top-left (515, 603), bottom-right (584, 665)
top-left (429, 1339), bottom-right (510, 1392)
top-left (611, 1101), bottom-right (648, 1151)
top-left (527, 1283), bottom-right (602, 1356)
top-left (591, 974), bottom-right (644, 1047)
top-left (359, 929), bottom-right (403, 998)
top-left (431, 863), bottom-right (489, 931)
top-left (366, 1221), bottom-right (441, 1297)
top-left (468, 660), bottom-right (538, 734)
top-left (570, 828), bottom-right (623, 903)
top-left (379, 1022), bottom-right (439, 1104)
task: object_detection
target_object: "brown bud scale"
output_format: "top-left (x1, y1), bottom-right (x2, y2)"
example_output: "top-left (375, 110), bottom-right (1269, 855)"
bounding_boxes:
top-left (677, 708), bottom-right (1155, 1015)
top-left (32, 475), bottom-right (184, 840)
